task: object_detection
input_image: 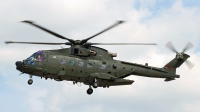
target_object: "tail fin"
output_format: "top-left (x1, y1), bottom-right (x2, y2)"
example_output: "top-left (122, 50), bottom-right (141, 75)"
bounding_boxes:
top-left (163, 53), bottom-right (190, 73)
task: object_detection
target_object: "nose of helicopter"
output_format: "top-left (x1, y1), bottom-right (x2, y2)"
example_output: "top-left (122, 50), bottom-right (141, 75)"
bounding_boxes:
top-left (15, 61), bottom-right (23, 70)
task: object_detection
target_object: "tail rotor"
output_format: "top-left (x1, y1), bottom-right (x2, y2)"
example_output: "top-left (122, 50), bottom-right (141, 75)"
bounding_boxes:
top-left (165, 41), bottom-right (194, 69)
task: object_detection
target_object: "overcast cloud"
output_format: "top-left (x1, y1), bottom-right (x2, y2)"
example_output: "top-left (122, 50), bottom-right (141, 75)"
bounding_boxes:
top-left (0, 0), bottom-right (200, 112)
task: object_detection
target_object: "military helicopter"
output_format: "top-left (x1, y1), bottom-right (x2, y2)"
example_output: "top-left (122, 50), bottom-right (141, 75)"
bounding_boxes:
top-left (5, 20), bottom-right (194, 95)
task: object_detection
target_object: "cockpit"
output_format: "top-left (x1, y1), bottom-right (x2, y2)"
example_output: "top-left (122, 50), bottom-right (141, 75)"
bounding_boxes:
top-left (27, 51), bottom-right (43, 62)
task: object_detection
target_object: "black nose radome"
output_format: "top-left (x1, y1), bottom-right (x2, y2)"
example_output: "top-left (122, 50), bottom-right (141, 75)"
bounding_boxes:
top-left (16, 61), bottom-right (23, 70)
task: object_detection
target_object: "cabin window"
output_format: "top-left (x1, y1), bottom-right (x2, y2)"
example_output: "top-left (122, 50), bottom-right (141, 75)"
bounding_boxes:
top-left (69, 60), bottom-right (75, 66)
top-left (78, 62), bottom-right (84, 67)
top-left (60, 59), bottom-right (66, 65)
top-left (100, 64), bottom-right (106, 70)
top-left (87, 63), bottom-right (93, 68)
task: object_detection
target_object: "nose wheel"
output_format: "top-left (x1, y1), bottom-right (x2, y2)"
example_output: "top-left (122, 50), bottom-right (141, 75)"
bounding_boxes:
top-left (28, 79), bottom-right (33, 85)
top-left (28, 75), bottom-right (33, 85)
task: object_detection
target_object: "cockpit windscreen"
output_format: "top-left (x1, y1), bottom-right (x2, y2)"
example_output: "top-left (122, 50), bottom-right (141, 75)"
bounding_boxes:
top-left (27, 51), bottom-right (43, 62)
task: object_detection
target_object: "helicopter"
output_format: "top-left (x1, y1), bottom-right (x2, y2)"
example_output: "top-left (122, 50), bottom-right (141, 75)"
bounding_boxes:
top-left (5, 20), bottom-right (194, 95)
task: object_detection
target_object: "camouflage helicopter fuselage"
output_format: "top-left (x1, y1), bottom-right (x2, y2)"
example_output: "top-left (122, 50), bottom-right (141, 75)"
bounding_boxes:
top-left (17, 45), bottom-right (186, 89)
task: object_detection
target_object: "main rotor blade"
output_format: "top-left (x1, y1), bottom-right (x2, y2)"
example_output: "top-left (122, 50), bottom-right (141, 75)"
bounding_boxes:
top-left (22, 20), bottom-right (75, 44)
top-left (182, 42), bottom-right (194, 53)
top-left (185, 60), bottom-right (195, 69)
top-left (165, 41), bottom-right (177, 53)
top-left (86, 43), bottom-right (157, 45)
top-left (5, 41), bottom-right (72, 45)
top-left (80, 20), bottom-right (125, 44)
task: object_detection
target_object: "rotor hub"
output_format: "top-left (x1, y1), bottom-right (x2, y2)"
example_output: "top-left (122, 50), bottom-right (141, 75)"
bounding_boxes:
top-left (176, 52), bottom-right (184, 59)
top-left (74, 40), bottom-right (81, 45)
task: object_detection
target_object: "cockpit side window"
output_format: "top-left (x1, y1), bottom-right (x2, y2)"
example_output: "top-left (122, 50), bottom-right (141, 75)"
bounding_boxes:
top-left (36, 54), bottom-right (43, 62)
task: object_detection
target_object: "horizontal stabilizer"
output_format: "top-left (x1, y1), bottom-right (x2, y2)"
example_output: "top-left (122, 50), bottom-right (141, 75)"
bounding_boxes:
top-left (164, 77), bottom-right (175, 82)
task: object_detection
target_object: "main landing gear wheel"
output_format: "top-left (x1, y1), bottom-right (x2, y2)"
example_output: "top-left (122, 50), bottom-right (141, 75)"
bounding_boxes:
top-left (87, 88), bottom-right (93, 95)
top-left (28, 79), bottom-right (33, 85)
top-left (92, 78), bottom-right (99, 88)
top-left (92, 82), bottom-right (98, 88)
